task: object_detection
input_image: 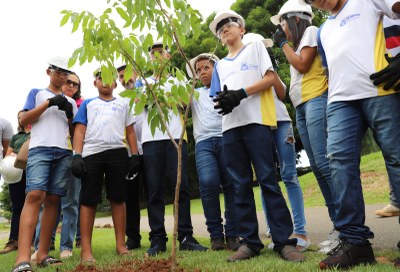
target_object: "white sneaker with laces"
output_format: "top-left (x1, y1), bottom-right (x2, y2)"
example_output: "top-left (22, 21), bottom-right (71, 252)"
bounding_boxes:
top-left (318, 228), bottom-right (339, 249)
top-left (60, 249), bottom-right (73, 259)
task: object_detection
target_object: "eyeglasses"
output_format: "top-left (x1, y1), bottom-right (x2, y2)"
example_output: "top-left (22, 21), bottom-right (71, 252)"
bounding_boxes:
top-left (66, 79), bottom-right (79, 88)
top-left (217, 22), bottom-right (241, 38)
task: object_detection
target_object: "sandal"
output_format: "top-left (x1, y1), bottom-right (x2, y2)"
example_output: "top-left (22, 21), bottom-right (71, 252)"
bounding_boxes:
top-left (295, 237), bottom-right (311, 252)
top-left (10, 262), bottom-right (33, 272)
top-left (37, 255), bottom-right (63, 267)
top-left (80, 257), bottom-right (96, 267)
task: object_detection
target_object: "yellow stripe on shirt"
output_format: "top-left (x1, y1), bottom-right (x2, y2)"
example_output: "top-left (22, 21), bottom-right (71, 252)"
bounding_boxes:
top-left (260, 87), bottom-right (277, 127)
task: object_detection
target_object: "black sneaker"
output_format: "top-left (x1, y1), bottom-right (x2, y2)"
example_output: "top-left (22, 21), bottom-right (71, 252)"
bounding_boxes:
top-left (179, 236), bottom-right (208, 251)
top-left (126, 238), bottom-right (141, 250)
top-left (211, 237), bottom-right (226, 251)
top-left (226, 236), bottom-right (241, 251)
top-left (319, 240), bottom-right (376, 270)
top-left (146, 238), bottom-right (166, 257)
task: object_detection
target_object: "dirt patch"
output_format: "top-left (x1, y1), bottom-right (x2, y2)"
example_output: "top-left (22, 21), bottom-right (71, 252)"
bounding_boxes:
top-left (68, 258), bottom-right (199, 272)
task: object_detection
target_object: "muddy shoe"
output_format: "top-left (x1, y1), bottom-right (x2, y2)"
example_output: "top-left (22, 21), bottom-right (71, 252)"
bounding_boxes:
top-left (374, 204), bottom-right (400, 217)
top-left (319, 240), bottom-right (376, 270)
top-left (211, 237), bottom-right (226, 251)
top-left (279, 245), bottom-right (305, 262)
top-left (227, 244), bottom-right (258, 262)
top-left (226, 236), bottom-right (241, 251)
top-left (0, 240), bottom-right (18, 254)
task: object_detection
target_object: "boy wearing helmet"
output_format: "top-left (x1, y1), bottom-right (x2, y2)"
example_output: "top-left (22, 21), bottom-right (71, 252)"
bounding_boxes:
top-left (12, 57), bottom-right (77, 271)
top-left (209, 10), bottom-right (304, 262)
top-left (186, 54), bottom-right (240, 251)
top-left (300, 0), bottom-right (400, 269)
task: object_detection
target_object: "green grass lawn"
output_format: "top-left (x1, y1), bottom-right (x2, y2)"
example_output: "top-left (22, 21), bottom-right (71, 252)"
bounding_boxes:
top-left (0, 151), bottom-right (396, 271)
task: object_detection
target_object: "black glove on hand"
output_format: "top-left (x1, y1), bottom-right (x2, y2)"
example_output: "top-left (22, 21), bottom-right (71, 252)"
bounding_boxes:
top-left (126, 154), bottom-right (140, 180)
top-left (273, 26), bottom-right (288, 48)
top-left (71, 154), bottom-right (86, 178)
top-left (213, 85), bottom-right (247, 115)
top-left (59, 101), bottom-right (73, 119)
top-left (48, 95), bottom-right (68, 108)
top-left (370, 53), bottom-right (400, 91)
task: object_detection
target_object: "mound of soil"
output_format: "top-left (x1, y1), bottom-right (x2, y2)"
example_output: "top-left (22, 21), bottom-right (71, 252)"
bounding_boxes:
top-left (70, 258), bottom-right (196, 272)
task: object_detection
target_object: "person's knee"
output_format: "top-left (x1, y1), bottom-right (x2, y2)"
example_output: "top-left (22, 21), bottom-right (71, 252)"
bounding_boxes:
top-left (25, 190), bottom-right (46, 205)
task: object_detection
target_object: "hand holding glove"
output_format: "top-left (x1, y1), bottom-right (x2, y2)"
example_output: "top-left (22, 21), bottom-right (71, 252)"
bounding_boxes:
top-left (213, 85), bottom-right (247, 115)
top-left (126, 154), bottom-right (140, 180)
top-left (370, 53), bottom-right (400, 91)
top-left (48, 95), bottom-right (68, 108)
top-left (273, 26), bottom-right (288, 48)
top-left (71, 154), bottom-right (86, 178)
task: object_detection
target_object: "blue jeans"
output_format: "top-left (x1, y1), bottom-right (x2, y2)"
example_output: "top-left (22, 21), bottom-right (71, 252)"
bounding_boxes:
top-left (142, 140), bottom-right (193, 242)
top-left (296, 92), bottom-right (336, 223)
top-left (195, 137), bottom-right (237, 239)
top-left (262, 121), bottom-right (307, 236)
top-left (223, 124), bottom-right (295, 253)
top-left (327, 94), bottom-right (400, 245)
top-left (59, 173), bottom-right (81, 251)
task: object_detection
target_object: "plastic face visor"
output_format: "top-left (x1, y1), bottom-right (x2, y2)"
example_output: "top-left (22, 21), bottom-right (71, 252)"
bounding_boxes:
top-left (216, 17), bottom-right (241, 37)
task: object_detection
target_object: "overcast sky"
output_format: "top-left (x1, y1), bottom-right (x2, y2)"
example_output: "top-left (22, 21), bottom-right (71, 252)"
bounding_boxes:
top-left (0, 0), bottom-right (235, 131)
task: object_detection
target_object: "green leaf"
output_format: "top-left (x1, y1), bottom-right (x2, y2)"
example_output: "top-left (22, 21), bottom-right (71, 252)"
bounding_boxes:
top-left (178, 85), bottom-right (189, 105)
top-left (60, 12), bottom-right (71, 27)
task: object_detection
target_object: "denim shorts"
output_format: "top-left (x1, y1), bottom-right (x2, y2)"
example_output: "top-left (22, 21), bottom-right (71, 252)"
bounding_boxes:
top-left (26, 147), bottom-right (72, 196)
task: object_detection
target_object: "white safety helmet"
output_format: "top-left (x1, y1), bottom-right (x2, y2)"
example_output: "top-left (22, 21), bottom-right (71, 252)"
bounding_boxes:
top-left (209, 9), bottom-right (245, 37)
top-left (116, 62), bottom-right (127, 72)
top-left (270, 0), bottom-right (314, 26)
top-left (0, 156), bottom-right (23, 184)
top-left (186, 53), bottom-right (220, 79)
top-left (242, 33), bottom-right (274, 48)
top-left (48, 55), bottom-right (72, 73)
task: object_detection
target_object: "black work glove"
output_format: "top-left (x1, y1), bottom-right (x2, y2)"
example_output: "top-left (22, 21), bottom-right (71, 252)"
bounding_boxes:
top-left (48, 95), bottom-right (68, 108)
top-left (126, 154), bottom-right (140, 180)
top-left (267, 47), bottom-right (278, 70)
top-left (273, 26), bottom-right (288, 48)
top-left (71, 154), bottom-right (86, 178)
top-left (59, 101), bottom-right (74, 119)
top-left (213, 85), bottom-right (247, 115)
top-left (370, 53), bottom-right (400, 91)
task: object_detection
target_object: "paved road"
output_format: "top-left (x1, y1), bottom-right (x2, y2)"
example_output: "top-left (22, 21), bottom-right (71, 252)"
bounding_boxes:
top-left (92, 203), bottom-right (399, 250)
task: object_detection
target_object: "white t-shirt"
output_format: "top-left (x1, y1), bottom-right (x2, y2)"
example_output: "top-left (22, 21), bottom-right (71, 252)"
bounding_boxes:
top-left (73, 96), bottom-right (135, 157)
top-left (141, 76), bottom-right (187, 144)
top-left (210, 40), bottom-right (277, 132)
top-left (272, 80), bottom-right (291, 122)
top-left (191, 86), bottom-right (222, 143)
top-left (23, 89), bottom-right (77, 150)
top-left (318, 0), bottom-right (400, 104)
top-left (289, 26), bottom-right (328, 108)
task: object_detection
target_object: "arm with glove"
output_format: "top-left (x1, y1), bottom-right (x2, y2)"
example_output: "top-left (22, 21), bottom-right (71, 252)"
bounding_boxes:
top-left (71, 123), bottom-right (87, 178)
top-left (125, 125), bottom-right (140, 180)
top-left (370, 53), bottom-right (400, 91)
top-left (213, 71), bottom-right (276, 115)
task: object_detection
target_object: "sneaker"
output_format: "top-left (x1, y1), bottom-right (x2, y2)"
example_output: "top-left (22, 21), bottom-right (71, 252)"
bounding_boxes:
top-left (268, 242), bottom-right (275, 250)
top-left (146, 238), bottom-right (166, 257)
top-left (126, 238), bottom-right (141, 250)
top-left (279, 245), bottom-right (305, 262)
top-left (319, 240), bottom-right (376, 270)
top-left (0, 240), bottom-right (18, 254)
top-left (179, 236), bottom-right (208, 251)
top-left (295, 237), bottom-right (311, 252)
top-left (75, 239), bottom-right (81, 248)
top-left (226, 236), bottom-right (241, 251)
top-left (60, 249), bottom-right (73, 259)
top-left (318, 228), bottom-right (339, 249)
top-left (211, 237), bottom-right (226, 251)
top-left (227, 244), bottom-right (258, 262)
top-left (375, 204), bottom-right (400, 217)
top-left (31, 250), bottom-right (38, 262)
